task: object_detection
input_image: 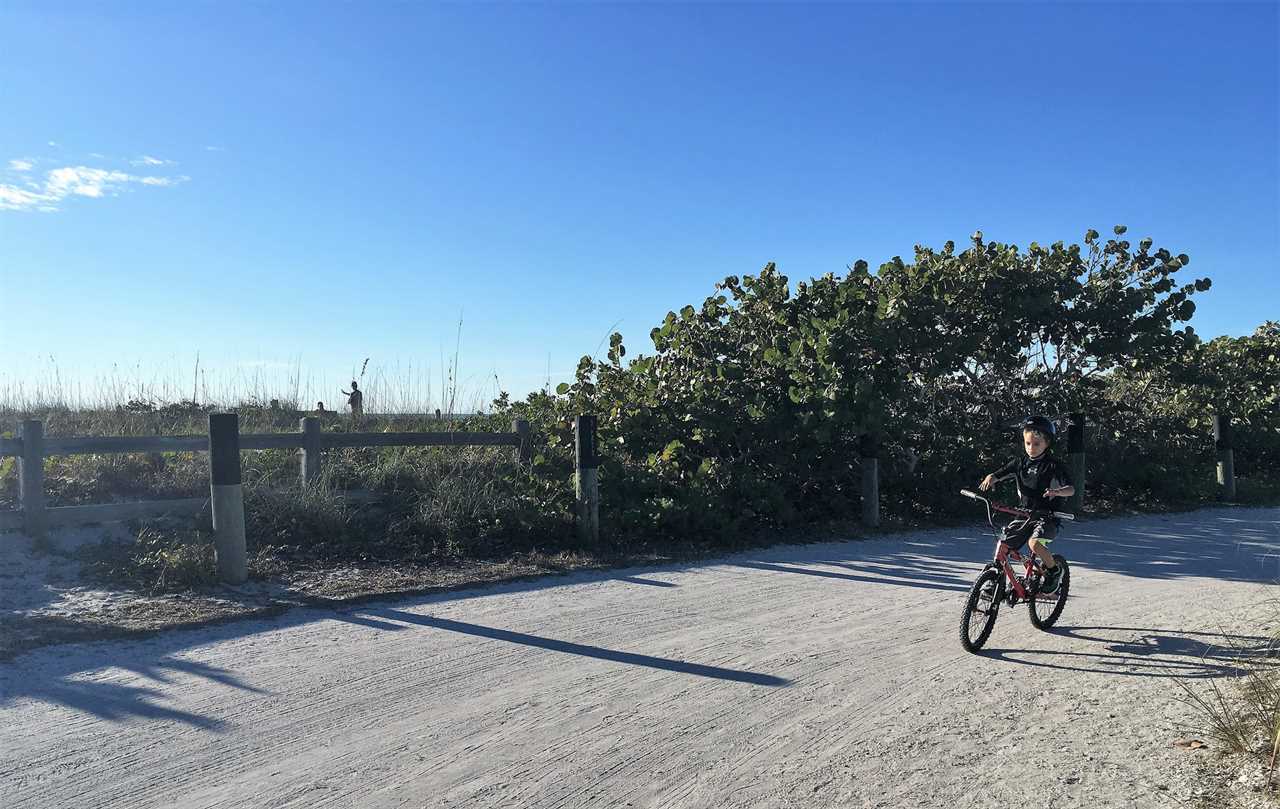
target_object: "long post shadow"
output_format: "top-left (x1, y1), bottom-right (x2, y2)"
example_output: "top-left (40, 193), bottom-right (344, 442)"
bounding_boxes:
top-left (732, 560), bottom-right (971, 593)
top-left (364, 607), bottom-right (790, 687)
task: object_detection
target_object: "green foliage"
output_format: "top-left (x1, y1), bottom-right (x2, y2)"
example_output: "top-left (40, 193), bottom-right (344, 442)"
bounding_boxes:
top-left (79, 524), bottom-right (219, 593)
top-left (1095, 321), bottom-right (1280, 495)
top-left (497, 226), bottom-right (1273, 544)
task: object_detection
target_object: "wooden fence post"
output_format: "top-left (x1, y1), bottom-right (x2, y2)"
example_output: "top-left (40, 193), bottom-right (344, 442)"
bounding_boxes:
top-left (513, 419), bottom-right (531, 464)
top-left (859, 432), bottom-right (879, 529)
top-left (18, 420), bottom-right (47, 542)
top-left (1214, 414), bottom-right (1236, 500)
top-left (208, 413), bottom-right (247, 584)
top-left (575, 415), bottom-right (599, 544)
top-left (299, 416), bottom-right (322, 487)
top-left (1067, 412), bottom-right (1086, 513)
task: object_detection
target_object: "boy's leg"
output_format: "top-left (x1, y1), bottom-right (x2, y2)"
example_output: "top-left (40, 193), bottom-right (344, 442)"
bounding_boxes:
top-left (1029, 537), bottom-right (1056, 569)
top-left (1030, 521), bottom-right (1062, 591)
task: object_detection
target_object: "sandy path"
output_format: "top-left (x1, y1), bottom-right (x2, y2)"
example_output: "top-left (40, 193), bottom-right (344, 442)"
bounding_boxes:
top-left (2, 507), bottom-right (1277, 809)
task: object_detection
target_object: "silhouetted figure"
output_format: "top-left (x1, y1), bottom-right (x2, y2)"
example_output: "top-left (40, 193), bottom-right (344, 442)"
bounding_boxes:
top-left (341, 381), bottom-right (364, 419)
top-left (316, 401), bottom-right (327, 414)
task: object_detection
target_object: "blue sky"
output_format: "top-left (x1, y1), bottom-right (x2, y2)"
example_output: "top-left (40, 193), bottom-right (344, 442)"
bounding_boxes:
top-left (1, 1), bottom-right (1276, 410)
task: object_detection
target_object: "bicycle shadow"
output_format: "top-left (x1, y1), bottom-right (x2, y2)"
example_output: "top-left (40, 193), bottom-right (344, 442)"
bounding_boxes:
top-left (832, 508), bottom-right (1280, 586)
top-left (980, 624), bottom-right (1278, 679)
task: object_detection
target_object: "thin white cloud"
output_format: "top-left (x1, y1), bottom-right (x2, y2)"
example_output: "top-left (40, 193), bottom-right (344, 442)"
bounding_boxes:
top-left (47, 141), bottom-right (58, 147)
top-left (132, 155), bottom-right (175, 167)
top-left (0, 185), bottom-right (44, 208)
top-left (8, 159), bottom-right (33, 171)
top-left (1, 161), bottom-right (189, 212)
top-left (140, 175), bottom-right (190, 186)
top-left (204, 145), bottom-right (225, 152)
top-left (46, 166), bottom-right (132, 198)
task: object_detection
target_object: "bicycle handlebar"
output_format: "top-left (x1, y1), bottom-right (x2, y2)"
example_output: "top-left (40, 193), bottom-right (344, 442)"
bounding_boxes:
top-left (959, 488), bottom-right (1075, 522)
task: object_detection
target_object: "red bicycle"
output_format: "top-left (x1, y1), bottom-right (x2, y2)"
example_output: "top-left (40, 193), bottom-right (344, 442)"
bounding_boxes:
top-left (958, 488), bottom-right (1075, 652)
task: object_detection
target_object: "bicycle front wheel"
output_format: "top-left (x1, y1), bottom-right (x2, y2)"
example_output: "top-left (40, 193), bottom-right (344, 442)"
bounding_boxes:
top-left (1028, 554), bottom-right (1070, 630)
top-left (960, 568), bottom-right (1002, 652)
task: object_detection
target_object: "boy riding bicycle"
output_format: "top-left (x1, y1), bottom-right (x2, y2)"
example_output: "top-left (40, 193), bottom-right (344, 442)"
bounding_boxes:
top-left (979, 415), bottom-right (1075, 593)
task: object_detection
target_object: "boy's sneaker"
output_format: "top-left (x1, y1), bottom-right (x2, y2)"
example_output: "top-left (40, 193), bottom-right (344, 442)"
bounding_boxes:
top-left (1041, 565), bottom-right (1062, 594)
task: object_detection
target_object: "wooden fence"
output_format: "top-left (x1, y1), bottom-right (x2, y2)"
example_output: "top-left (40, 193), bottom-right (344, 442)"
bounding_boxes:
top-left (0, 410), bottom-right (1240, 581)
top-left (0, 416), bottom-right (538, 578)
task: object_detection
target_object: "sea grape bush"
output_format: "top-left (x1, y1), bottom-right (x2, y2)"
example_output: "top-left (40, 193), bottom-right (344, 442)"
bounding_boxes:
top-left (498, 227), bottom-right (1276, 543)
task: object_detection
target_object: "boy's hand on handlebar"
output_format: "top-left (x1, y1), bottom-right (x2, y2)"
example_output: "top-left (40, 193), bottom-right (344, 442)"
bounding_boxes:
top-left (1045, 488), bottom-right (1068, 498)
top-left (979, 474), bottom-right (996, 491)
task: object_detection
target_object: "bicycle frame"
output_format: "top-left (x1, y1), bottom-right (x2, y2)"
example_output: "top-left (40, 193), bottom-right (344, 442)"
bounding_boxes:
top-left (960, 489), bottom-right (1074, 604)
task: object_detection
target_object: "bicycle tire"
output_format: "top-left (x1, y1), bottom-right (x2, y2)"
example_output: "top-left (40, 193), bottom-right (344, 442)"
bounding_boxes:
top-left (1028, 554), bottom-right (1070, 630)
top-left (960, 567), bottom-right (1002, 652)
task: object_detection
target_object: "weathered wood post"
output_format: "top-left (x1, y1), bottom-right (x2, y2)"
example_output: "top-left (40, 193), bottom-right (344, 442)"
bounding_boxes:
top-left (18, 420), bottom-right (47, 542)
top-left (859, 432), bottom-right (879, 528)
top-left (1214, 414), bottom-right (1236, 500)
top-left (513, 418), bottom-right (531, 464)
top-left (575, 415), bottom-right (599, 544)
top-left (299, 416), bottom-right (322, 487)
top-left (208, 413), bottom-right (247, 584)
top-left (1067, 412), bottom-right (1086, 513)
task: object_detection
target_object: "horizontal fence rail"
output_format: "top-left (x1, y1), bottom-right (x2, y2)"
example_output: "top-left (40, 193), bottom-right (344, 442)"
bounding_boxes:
top-left (322, 431), bottom-right (519, 449)
top-left (0, 431), bottom-right (524, 458)
top-left (42, 435), bottom-right (208, 455)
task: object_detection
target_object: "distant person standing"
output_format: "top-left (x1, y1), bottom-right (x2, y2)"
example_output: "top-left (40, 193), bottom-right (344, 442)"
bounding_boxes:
top-left (341, 381), bottom-right (364, 420)
top-left (315, 401), bottom-right (327, 415)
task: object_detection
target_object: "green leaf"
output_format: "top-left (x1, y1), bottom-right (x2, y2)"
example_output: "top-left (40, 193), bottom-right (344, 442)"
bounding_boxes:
top-left (555, 382), bottom-right (571, 395)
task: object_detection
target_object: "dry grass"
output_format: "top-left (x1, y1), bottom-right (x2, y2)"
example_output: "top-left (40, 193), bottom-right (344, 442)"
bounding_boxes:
top-left (1177, 602), bottom-right (1280, 795)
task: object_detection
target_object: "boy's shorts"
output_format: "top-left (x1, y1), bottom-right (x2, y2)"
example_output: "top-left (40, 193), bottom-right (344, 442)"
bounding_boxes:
top-left (1002, 517), bottom-right (1058, 551)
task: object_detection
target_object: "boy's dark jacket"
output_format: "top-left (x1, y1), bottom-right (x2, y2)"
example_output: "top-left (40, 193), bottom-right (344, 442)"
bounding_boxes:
top-left (993, 453), bottom-right (1075, 513)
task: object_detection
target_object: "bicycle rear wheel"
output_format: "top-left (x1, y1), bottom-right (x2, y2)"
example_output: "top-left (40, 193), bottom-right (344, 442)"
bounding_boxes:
top-left (960, 568), bottom-right (1002, 652)
top-left (1028, 554), bottom-right (1070, 629)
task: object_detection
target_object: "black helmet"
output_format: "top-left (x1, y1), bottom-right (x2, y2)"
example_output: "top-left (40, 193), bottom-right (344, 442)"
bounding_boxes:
top-left (1020, 415), bottom-right (1056, 442)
